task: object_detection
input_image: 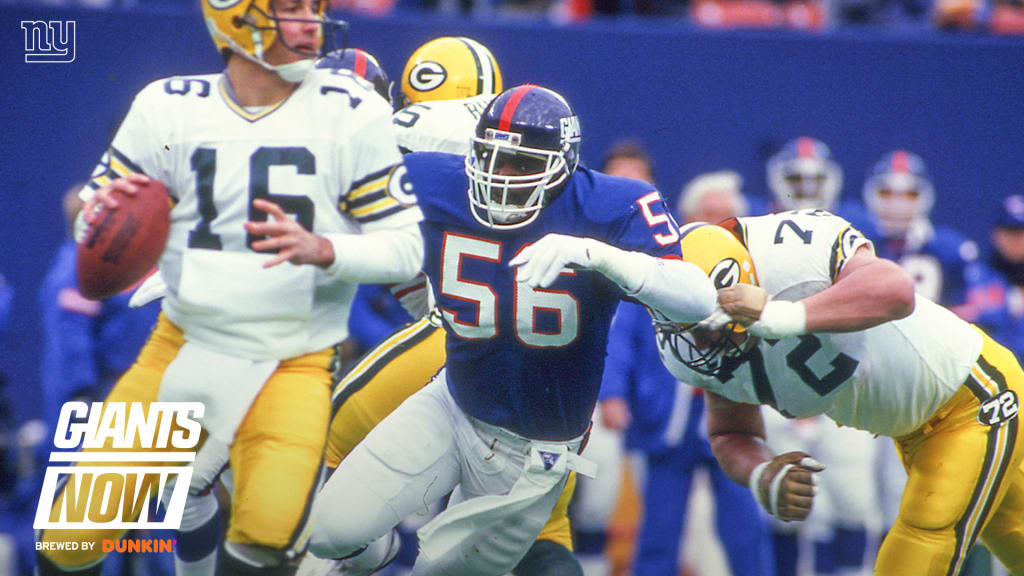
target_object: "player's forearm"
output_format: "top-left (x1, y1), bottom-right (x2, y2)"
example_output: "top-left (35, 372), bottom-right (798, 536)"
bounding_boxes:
top-left (705, 390), bottom-right (773, 486)
top-left (589, 245), bottom-right (716, 323)
top-left (709, 432), bottom-right (775, 487)
top-left (323, 224), bottom-right (424, 284)
top-left (801, 258), bottom-right (915, 333)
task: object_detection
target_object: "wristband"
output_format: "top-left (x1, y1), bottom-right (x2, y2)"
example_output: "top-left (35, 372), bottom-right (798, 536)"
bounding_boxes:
top-left (748, 461), bottom-right (771, 511)
top-left (750, 300), bottom-right (807, 339)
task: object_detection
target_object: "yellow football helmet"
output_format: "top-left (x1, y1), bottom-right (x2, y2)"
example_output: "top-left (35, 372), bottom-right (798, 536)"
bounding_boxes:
top-left (202, 0), bottom-right (346, 82)
top-left (657, 221), bottom-right (759, 376)
top-left (401, 37), bottom-right (502, 105)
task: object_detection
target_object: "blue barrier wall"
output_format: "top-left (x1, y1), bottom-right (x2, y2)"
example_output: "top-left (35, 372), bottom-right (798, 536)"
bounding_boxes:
top-left (2, 5), bottom-right (1023, 419)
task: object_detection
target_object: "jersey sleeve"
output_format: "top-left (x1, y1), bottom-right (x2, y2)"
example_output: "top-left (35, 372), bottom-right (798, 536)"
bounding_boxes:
top-left (829, 219), bottom-right (874, 281)
top-left (740, 211), bottom-right (873, 299)
top-left (607, 187), bottom-right (683, 259)
top-left (341, 102), bottom-right (423, 232)
top-left (80, 82), bottom-right (168, 202)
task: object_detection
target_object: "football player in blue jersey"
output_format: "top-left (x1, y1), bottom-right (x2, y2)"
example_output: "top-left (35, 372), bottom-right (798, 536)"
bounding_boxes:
top-left (306, 84), bottom-right (717, 575)
top-left (862, 150), bottom-right (1005, 329)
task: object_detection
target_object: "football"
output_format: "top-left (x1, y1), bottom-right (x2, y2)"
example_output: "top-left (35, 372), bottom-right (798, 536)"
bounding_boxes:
top-left (76, 179), bottom-right (171, 300)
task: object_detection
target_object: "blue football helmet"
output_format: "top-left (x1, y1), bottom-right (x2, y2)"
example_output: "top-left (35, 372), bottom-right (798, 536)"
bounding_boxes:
top-left (316, 48), bottom-right (393, 106)
top-left (767, 137), bottom-right (843, 211)
top-left (863, 150), bottom-right (935, 237)
top-left (465, 84), bottom-right (581, 229)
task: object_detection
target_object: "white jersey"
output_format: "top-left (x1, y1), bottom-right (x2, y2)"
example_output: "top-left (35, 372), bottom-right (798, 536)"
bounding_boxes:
top-left (659, 210), bottom-right (983, 437)
top-left (392, 94), bottom-right (493, 155)
top-left (83, 70), bottom-right (421, 360)
top-left (386, 94), bottom-right (494, 317)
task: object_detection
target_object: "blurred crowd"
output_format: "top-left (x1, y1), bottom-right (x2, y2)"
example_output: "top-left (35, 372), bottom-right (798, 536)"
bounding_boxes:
top-left (5, 0), bottom-right (1024, 34)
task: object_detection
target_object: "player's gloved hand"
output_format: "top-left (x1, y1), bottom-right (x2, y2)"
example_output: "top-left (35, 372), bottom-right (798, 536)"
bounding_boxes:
top-left (129, 271), bottom-right (168, 308)
top-left (748, 451), bottom-right (825, 522)
top-left (718, 285), bottom-right (806, 339)
top-left (509, 234), bottom-right (601, 288)
top-left (698, 306), bottom-right (735, 332)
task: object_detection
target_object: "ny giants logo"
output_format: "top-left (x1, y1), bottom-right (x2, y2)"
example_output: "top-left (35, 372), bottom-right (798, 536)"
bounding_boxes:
top-left (21, 20), bottom-right (75, 63)
top-left (33, 402), bottom-right (203, 530)
top-left (559, 116), bottom-right (580, 143)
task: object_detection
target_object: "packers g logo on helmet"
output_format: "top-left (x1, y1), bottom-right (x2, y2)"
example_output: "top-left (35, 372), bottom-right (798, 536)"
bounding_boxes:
top-left (401, 37), bottom-right (502, 105)
top-left (408, 61), bottom-right (447, 92)
top-left (710, 258), bottom-right (741, 289)
top-left (655, 222), bottom-right (759, 376)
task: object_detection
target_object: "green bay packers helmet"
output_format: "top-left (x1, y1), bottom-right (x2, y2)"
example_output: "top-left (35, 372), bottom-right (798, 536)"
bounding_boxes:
top-left (202, 0), bottom-right (346, 83)
top-left (401, 37), bottom-right (502, 105)
top-left (657, 221), bottom-right (759, 376)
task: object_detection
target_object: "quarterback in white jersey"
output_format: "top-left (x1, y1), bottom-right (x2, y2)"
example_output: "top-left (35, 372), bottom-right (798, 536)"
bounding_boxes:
top-left (84, 69), bottom-right (422, 361)
top-left (652, 210), bottom-right (1024, 575)
top-left (38, 2), bottom-right (423, 575)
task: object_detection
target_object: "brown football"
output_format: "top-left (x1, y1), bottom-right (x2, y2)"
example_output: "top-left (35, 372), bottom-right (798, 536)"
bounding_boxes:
top-left (76, 179), bottom-right (170, 300)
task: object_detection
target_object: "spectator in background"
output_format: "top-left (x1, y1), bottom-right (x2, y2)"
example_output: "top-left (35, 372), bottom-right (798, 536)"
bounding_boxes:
top-left (600, 139), bottom-right (655, 184)
top-left (987, 194), bottom-right (1024, 359)
top-left (602, 168), bottom-right (773, 576)
top-left (38, 185), bottom-right (161, 433)
top-left (679, 170), bottom-right (748, 224)
top-left (31, 185), bottom-right (165, 575)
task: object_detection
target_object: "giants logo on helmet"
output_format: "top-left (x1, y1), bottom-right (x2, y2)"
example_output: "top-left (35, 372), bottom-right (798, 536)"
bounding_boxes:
top-left (409, 61), bottom-right (447, 92)
top-left (559, 116), bottom-right (580, 143)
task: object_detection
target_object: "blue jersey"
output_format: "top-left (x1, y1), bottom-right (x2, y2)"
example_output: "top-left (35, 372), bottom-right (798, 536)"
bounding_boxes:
top-left (864, 220), bottom-right (1005, 323)
top-left (409, 152), bottom-right (681, 440)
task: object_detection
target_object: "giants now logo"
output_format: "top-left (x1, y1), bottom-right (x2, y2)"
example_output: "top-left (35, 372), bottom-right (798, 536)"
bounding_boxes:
top-left (33, 402), bottom-right (203, 530)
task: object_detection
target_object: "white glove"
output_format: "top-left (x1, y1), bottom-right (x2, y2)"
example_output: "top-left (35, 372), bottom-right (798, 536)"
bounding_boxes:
top-left (509, 234), bottom-right (602, 288)
top-left (699, 306), bottom-right (735, 331)
top-left (129, 271), bottom-right (168, 308)
top-left (748, 451), bottom-right (825, 522)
